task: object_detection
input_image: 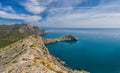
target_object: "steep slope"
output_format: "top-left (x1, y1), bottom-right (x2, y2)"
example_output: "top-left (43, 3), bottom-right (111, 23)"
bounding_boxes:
top-left (0, 36), bottom-right (89, 73)
top-left (0, 24), bottom-right (89, 73)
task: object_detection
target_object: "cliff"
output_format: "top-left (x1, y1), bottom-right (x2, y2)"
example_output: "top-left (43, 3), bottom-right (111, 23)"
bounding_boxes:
top-left (0, 24), bottom-right (89, 73)
top-left (33, 26), bottom-right (46, 35)
top-left (43, 34), bottom-right (78, 45)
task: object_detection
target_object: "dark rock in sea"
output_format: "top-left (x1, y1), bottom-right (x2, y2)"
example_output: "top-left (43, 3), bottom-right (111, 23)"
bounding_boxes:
top-left (65, 34), bottom-right (78, 41)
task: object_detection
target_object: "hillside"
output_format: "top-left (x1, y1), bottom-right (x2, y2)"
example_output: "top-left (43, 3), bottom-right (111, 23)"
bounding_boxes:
top-left (0, 24), bottom-right (45, 48)
top-left (0, 24), bottom-right (89, 73)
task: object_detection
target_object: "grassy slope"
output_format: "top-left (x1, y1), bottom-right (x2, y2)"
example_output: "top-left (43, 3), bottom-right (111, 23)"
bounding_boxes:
top-left (0, 24), bottom-right (38, 48)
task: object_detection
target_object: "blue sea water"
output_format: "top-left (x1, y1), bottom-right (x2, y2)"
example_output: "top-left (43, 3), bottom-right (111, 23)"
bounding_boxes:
top-left (42, 28), bottom-right (120, 73)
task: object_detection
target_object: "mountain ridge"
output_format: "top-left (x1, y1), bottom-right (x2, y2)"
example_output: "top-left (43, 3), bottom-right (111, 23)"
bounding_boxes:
top-left (0, 24), bottom-right (89, 73)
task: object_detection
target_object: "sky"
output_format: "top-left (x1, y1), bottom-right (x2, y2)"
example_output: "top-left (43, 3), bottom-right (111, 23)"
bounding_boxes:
top-left (0, 0), bottom-right (120, 28)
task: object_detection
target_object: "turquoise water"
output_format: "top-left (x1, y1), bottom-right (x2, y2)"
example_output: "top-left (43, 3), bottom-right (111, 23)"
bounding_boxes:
top-left (42, 28), bottom-right (120, 73)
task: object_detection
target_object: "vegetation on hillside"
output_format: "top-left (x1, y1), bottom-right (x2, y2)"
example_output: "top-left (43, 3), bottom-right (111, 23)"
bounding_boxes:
top-left (0, 24), bottom-right (41, 48)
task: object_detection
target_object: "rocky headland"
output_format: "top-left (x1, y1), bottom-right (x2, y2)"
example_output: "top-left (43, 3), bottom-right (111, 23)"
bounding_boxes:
top-left (0, 24), bottom-right (89, 73)
top-left (43, 34), bottom-right (78, 45)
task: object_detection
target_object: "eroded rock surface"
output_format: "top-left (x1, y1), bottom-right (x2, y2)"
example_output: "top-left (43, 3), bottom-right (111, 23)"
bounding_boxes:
top-left (0, 36), bottom-right (89, 73)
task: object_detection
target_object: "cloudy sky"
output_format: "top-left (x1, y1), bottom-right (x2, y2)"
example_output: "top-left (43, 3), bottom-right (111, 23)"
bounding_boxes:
top-left (0, 0), bottom-right (120, 28)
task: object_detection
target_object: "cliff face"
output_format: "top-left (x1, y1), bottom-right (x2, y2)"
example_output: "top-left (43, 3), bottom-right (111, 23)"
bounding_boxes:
top-left (0, 24), bottom-right (89, 73)
top-left (0, 36), bottom-right (89, 73)
top-left (33, 26), bottom-right (46, 35)
top-left (0, 36), bottom-right (66, 73)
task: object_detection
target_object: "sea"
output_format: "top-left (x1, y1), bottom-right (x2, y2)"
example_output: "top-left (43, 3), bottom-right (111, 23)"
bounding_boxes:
top-left (42, 28), bottom-right (120, 73)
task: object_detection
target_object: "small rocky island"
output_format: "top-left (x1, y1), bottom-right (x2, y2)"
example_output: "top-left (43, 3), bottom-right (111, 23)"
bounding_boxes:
top-left (0, 24), bottom-right (89, 73)
top-left (43, 34), bottom-right (78, 45)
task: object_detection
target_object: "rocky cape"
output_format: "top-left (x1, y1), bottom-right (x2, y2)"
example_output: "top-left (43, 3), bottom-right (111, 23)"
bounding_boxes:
top-left (43, 34), bottom-right (78, 45)
top-left (0, 24), bottom-right (89, 73)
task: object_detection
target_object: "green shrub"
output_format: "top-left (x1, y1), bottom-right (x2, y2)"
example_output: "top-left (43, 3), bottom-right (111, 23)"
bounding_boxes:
top-left (30, 43), bottom-right (35, 47)
top-left (55, 71), bottom-right (63, 73)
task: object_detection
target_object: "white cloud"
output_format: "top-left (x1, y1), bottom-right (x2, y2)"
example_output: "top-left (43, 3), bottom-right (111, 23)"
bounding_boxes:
top-left (21, 0), bottom-right (85, 14)
top-left (0, 3), bottom-right (15, 13)
top-left (22, 0), bottom-right (45, 14)
top-left (53, 0), bottom-right (86, 7)
top-left (40, 0), bottom-right (120, 28)
top-left (3, 6), bottom-right (15, 13)
top-left (0, 2), bottom-right (42, 24)
top-left (1, 0), bottom-right (120, 28)
top-left (0, 10), bottom-right (42, 24)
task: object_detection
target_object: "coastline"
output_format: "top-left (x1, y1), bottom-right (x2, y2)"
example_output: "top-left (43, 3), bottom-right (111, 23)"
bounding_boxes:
top-left (0, 24), bottom-right (89, 73)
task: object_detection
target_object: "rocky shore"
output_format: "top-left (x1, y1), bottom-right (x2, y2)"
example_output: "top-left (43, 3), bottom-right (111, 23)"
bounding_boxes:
top-left (43, 34), bottom-right (78, 45)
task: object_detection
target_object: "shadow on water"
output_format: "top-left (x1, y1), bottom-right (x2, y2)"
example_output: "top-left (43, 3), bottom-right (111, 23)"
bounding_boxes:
top-left (63, 40), bottom-right (78, 43)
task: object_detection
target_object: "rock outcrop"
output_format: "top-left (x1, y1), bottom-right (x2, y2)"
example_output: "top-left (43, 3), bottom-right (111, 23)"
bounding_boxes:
top-left (43, 34), bottom-right (78, 45)
top-left (33, 26), bottom-right (46, 35)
